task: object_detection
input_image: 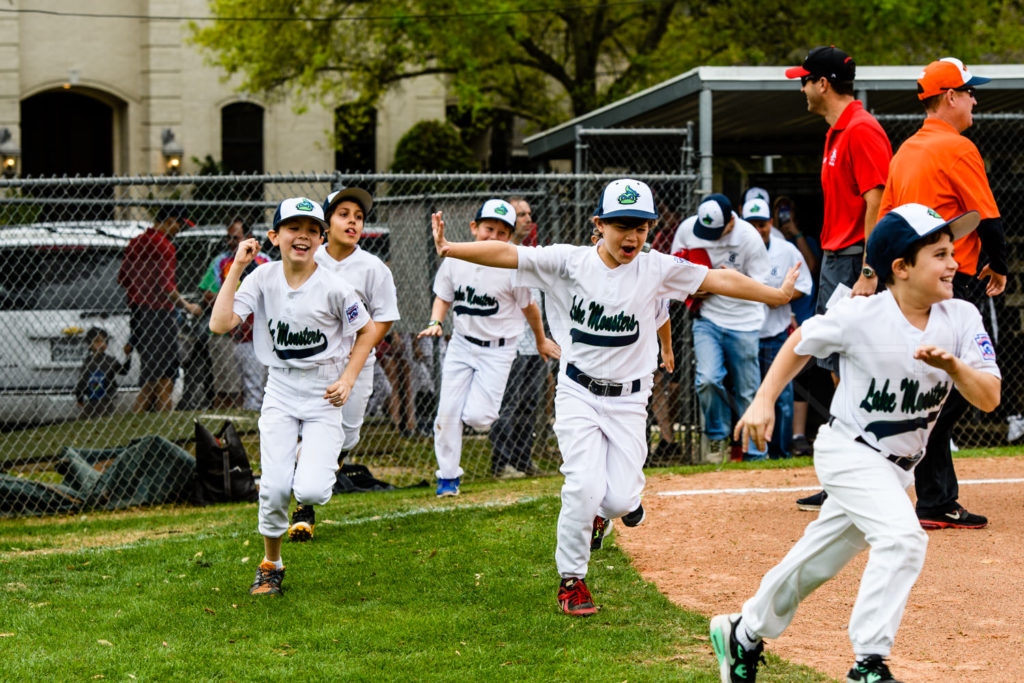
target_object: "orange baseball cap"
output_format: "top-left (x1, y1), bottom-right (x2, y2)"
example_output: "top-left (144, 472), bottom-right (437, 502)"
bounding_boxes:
top-left (916, 57), bottom-right (990, 100)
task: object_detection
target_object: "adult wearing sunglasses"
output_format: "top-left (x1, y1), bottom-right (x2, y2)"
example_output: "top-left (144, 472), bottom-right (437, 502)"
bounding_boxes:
top-left (877, 57), bottom-right (1006, 531)
top-left (784, 46), bottom-right (893, 512)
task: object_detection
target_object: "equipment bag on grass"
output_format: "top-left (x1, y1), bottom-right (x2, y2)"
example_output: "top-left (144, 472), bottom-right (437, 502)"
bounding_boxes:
top-left (192, 420), bottom-right (258, 505)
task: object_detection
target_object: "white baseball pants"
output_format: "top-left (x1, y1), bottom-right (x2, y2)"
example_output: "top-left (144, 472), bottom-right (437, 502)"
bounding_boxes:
top-left (554, 375), bottom-right (653, 579)
top-left (740, 421), bottom-right (927, 657)
top-left (257, 362), bottom-right (344, 538)
top-left (433, 334), bottom-right (517, 479)
top-left (341, 358), bottom-right (375, 451)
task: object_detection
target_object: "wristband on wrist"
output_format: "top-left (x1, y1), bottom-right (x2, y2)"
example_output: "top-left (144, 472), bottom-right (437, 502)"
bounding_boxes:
top-left (790, 232), bottom-right (804, 241)
top-left (427, 320), bottom-right (442, 328)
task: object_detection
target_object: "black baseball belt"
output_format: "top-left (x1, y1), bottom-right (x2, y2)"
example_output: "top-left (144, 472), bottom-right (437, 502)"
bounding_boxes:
top-left (829, 417), bottom-right (924, 471)
top-left (566, 363), bottom-right (642, 397)
top-left (464, 335), bottom-right (507, 348)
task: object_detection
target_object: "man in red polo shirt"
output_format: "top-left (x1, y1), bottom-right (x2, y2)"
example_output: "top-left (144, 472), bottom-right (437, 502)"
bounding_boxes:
top-left (785, 46), bottom-right (892, 511)
top-left (877, 57), bottom-right (1007, 530)
top-left (117, 205), bottom-right (202, 412)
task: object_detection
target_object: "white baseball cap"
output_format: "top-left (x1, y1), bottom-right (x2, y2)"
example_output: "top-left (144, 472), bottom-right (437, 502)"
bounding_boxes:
top-left (694, 194), bottom-right (734, 240)
top-left (323, 187), bottom-right (373, 217)
top-left (594, 178), bottom-right (659, 221)
top-left (273, 196), bottom-right (327, 230)
top-left (867, 203), bottom-right (978, 282)
top-left (742, 198), bottom-right (772, 222)
top-left (744, 187), bottom-right (770, 205)
top-left (475, 198), bottom-right (517, 229)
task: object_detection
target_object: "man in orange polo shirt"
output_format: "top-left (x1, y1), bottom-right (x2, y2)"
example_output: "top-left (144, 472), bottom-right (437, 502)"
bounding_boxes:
top-left (878, 57), bottom-right (1007, 530)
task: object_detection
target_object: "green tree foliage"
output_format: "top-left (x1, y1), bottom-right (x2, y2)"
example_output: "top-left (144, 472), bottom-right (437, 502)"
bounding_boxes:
top-left (390, 120), bottom-right (478, 172)
top-left (191, 0), bottom-right (1024, 133)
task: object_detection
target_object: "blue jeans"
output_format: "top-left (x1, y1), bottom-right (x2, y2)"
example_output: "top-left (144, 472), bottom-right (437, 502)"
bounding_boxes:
top-left (692, 318), bottom-right (765, 457)
top-left (758, 331), bottom-right (793, 459)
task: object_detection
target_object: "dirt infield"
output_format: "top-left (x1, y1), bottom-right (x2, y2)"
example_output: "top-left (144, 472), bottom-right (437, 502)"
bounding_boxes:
top-left (617, 457), bottom-right (1024, 682)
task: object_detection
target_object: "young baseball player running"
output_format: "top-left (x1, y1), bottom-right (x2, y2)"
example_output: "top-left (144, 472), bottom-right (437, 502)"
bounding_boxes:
top-left (710, 204), bottom-right (1000, 682)
top-left (285, 187), bottom-right (400, 541)
top-left (431, 179), bottom-right (799, 616)
top-left (418, 199), bottom-right (558, 497)
top-left (210, 197), bottom-right (376, 596)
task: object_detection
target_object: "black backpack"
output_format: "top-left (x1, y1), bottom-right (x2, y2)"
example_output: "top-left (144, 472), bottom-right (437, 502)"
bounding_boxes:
top-left (192, 420), bottom-right (259, 505)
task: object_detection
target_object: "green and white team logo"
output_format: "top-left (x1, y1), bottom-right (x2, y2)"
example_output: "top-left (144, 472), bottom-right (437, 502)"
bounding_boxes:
top-left (296, 199), bottom-right (315, 212)
top-left (927, 208), bottom-right (942, 219)
top-left (617, 185), bottom-right (639, 205)
top-left (494, 205), bottom-right (508, 215)
top-left (751, 203), bottom-right (762, 214)
top-left (702, 213), bottom-right (714, 225)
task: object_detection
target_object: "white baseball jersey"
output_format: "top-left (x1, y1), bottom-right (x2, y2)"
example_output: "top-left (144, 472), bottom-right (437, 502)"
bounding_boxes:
top-left (760, 237), bottom-right (813, 338)
top-left (233, 261), bottom-right (371, 369)
top-left (671, 215), bottom-right (770, 332)
top-left (433, 257), bottom-right (531, 341)
top-left (515, 244), bottom-right (708, 383)
top-left (795, 290), bottom-right (1000, 457)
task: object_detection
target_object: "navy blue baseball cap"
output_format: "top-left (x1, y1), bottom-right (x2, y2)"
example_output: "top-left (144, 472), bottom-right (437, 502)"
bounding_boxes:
top-left (867, 203), bottom-right (979, 283)
top-left (694, 194), bottom-right (734, 240)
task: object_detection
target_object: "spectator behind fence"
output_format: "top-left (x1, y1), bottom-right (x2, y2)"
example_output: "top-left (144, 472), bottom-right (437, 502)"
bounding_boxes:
top-left (197, 218), bottom-right (270, 410)
top-left (785, 45), bottom-right (892, 511)
top-left (418, 199), bottom-right (556, 498)
top-left (743, 198), bottom-right (813, 458)
top-left (117, 205), bottom-right (202, 413)
top-left (74, 327), bottom-right (131, 418)
top-left (878, 57), bottom-right (1007, 531)
top-left (671, 194), bottom-right (773, 461)
top-left (490, 197), bottom-right (554, 478)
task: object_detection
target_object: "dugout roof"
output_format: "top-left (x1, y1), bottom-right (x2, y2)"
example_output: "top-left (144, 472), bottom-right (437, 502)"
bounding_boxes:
top-left (525, 64), bottom-right (1024, 161)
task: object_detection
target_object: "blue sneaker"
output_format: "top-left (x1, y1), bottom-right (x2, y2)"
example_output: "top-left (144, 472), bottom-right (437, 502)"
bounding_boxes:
top-left (436, 477), bottom-right (460, 497)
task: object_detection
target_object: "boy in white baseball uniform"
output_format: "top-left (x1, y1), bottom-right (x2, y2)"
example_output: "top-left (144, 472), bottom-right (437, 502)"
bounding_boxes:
top-left (286, 187), bottom-right (400, 541)
top-left (743, 198), bottom-right (813, 458)
top-left (209, 197), bottom-right (376, 596)
top-left (711, 204), bottom-right (1000, 683)
top-left (418, 199), bottom-right (558, 497)
top-left (430, 179), bottom-right (799, 616)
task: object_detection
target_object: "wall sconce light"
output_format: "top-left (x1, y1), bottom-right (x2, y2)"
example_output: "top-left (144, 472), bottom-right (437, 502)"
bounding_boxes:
top-left (0, 128), bottom-right (20, 178)
top-left (161, 128), bottom-right (183, 175)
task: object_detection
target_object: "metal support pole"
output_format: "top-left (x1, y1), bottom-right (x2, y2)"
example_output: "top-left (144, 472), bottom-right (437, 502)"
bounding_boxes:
top-left (699, 88), bottom-right (713, 197)
top-left (574, 125), bottom-right (585, 236)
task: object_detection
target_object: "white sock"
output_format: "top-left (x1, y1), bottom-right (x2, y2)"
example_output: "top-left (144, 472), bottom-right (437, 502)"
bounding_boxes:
top-left (263, 556), bottom-right (284, 570)
top-left (736, 621), bottom-right (761, 650)
top-left (793, 433), bottom-right (806, 439)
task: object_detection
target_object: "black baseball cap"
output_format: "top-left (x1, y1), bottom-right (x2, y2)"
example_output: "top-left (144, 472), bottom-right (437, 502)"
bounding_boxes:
top-left (786, 46), bottom-right (856, 83)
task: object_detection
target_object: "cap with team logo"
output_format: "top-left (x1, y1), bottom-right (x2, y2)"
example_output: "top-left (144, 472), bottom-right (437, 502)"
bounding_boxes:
top-left (694, 193), bottom-right (734, 240)
top-left (744, 187), bottom-right (770, 205)
top-left (785, 45), bottom-right (855, 82)
top-left (742, 198), bottom-right (771, 222)
top-left (867, 203), bottom-right (979, 282)
top-left (273, 196), bottom-right (328, 230)
top-left (594, 178), bottom-right (659, 221)
top-left (323, 186), bottom-right (373, 218)
top-left (916, 57), bottom-right (991, 101)
top-left (474, 198), bottom-right (517, 229)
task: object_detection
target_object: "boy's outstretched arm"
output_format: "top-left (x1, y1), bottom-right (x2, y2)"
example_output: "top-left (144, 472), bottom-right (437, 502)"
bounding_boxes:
top-left (432, 211), bottom-right (519, 268)
top-left (522, 301), bottom-right (560, 361)
top-left (735, 329), bottom-right (812, 451)
top-left (700, 264), bottom-right (799, 307)
top-left (915, 345), bottom-right (1001, 412)
top-left (325, 320), bottom-right (377, 407)
top-left (656, 319), bottom-right (674, 373)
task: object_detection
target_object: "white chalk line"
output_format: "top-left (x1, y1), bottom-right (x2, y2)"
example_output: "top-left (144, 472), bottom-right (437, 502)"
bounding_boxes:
top-left (657, 478), bottom-right (1024, 497)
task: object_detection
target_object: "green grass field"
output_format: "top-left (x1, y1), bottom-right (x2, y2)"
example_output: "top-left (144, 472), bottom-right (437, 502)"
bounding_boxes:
top-left (1, 449), bottom-right (1013, 681)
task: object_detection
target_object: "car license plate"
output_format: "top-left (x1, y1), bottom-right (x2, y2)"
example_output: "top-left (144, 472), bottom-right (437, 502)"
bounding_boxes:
top-left (51, 337), bottom-right (87, 363)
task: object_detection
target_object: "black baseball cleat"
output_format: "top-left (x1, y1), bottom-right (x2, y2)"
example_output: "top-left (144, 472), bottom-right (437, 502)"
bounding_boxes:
top-left (621, 503), bottom-right (645, 527)
top-left (917, 505), bottom-right (987, 530)
top-left (796, 490), bottom-right (827, 511)
top-left (591, 516), bottom-right (612, 550)
top-left (288, 504), bottom-right (316, 542)
top-left (710, 613), bottom-right (764, 682)
top-left (846, 654), bottom-right (902, 682)
top-left (791, 434), bottom-right (813, 457)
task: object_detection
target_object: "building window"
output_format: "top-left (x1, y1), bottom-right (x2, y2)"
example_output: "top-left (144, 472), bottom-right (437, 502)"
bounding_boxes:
top-left (221, 103), bottom-right (264, 173)
top-left (334, 105), bottom-right (376, 172)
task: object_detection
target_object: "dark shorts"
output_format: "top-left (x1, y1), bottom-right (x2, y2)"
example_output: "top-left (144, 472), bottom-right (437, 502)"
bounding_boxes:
top-left (130, 307), bottom-right (180, 383)
top-left (815, 250), bottom-right (862, 373)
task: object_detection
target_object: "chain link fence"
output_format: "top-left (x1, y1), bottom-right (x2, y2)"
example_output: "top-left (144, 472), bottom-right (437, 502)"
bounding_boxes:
top-left (0, 170), bottom-right (699, 517)
top-left (876, 112), bottom-right (1024, 449)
